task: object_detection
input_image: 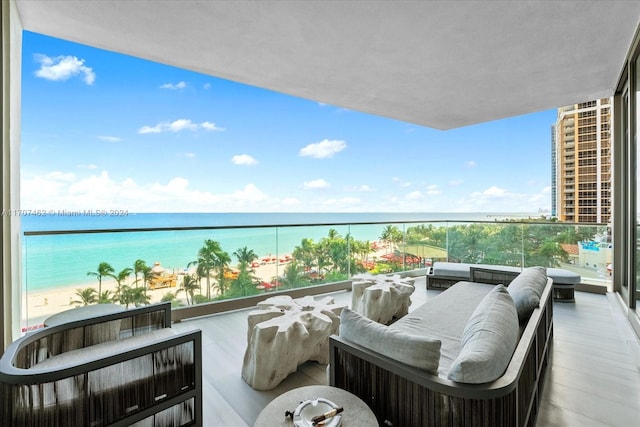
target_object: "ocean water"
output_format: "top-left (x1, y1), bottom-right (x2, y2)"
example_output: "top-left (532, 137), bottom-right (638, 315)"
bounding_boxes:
top-left (22, 212), bottom-right (540, 292)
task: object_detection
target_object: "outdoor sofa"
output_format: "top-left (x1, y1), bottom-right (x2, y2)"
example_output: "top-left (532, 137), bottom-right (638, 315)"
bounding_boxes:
top-left (330, 266), bottom-right (553, 427)
top-left (0, 302), bottom-right (202, 427)
top-left (427, 261), bottom-right (580, 302)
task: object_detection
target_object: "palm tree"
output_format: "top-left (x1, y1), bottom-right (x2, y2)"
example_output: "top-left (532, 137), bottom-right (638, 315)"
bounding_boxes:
top-left (233, 246), bottom-right (258, 270)
top-left (141, 265), bottom-right (153, 290)
top-left (293, 238), bottom-right (317, 273)
top-left (97, 290), bottom-right (114, 304)
top-left (70, 287), bottom-right (98, 306)
top-left (119, 285), bottom-right (151, 308)
top-left (87, 262), bottom-right (115, 296)
top-left (133, 259), bottom-right (148, 288)
top-left (114, 267), bottom-right (133, 302)
top-left (232, 246), bottom-right (258, 295)
top-left (380, 225), bottom-right (402, 251)
top-left (177, 274), bottom-right (200, 305)
top-left (194, 239), bottom-right (226, 299)
top-left (281, 260), bottom-right (305, 288)
top-left (213, 249), bottom-right (232, 297)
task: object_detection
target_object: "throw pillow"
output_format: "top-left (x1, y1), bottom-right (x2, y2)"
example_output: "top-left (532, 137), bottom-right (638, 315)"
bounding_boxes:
top-left (507, 266), bottom-right (548, 322)
top-left (339, 308), bottom-right (441, 373)
top-left (447, 285), bottom-right (519, 384)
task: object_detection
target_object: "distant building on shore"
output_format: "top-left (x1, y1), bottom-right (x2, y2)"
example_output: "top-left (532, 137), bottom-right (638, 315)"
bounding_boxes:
top-left (552, 98), bottom-right (612, 223)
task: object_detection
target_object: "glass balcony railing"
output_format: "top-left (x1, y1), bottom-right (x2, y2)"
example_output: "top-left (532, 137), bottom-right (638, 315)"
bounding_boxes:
top-left (21, 220), bottom-right (612, 332)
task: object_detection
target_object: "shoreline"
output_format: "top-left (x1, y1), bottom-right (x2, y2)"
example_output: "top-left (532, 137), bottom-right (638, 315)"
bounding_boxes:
top-left (22, 246), bottom-right (392, 329)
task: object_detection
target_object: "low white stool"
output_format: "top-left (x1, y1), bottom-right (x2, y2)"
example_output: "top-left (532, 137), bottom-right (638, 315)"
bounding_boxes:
top-left (242, 295), bottom-right (345, 390)
top-left (351, 274), bottom-right (415, 324)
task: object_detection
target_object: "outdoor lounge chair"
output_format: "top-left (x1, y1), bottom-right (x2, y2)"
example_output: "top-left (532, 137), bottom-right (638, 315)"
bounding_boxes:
top-left (0, 302), bottom-right (202, 427)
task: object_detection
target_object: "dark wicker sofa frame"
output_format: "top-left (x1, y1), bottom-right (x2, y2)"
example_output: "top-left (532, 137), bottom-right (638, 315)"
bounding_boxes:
top-left (0, 302), bottom-right (202, 427)
top-left (329, 278), bottom-right (553, 427)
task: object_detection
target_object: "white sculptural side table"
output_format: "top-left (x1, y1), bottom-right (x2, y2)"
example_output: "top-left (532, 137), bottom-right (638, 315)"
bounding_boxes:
top-left (351, 274), bottom-right (415, 324)
top-left (242, 295), bottom-right (346, 390)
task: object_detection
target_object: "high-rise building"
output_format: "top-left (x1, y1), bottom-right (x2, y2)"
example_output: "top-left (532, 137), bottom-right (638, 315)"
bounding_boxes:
top-left (551, 125), bottom-right (557, 218)
top-left (553, 98), bottom-right (612, 223)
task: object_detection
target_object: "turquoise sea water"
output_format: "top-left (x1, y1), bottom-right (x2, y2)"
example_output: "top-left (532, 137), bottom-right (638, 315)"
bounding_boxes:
top-left (22, 212), bottom-right (541, 292)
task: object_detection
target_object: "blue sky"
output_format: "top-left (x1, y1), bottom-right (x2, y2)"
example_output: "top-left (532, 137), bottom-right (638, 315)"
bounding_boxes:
top-left (20, 31), bottom-right (555, 213)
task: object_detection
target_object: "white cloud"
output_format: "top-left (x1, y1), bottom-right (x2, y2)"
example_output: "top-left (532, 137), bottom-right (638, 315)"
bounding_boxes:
top-left (458, 186), bottom-right (549, 212)
top-left (232, 154), bottom-right (258, 166)
top-left (321, 197), bottom-right (361, 207)
top-left (98, 135), bottom-right (122, 142)
top-left (303, 179), bottom-right (330, 190)
top-left (299, 139), bottom-right (346, 159)
top-left (466, 160), bottom-right (477, 168)
top-left (348, 184), bottom-right (373, 192)
top-left (201, 121), bottom-right (225, 131)
top-left (34, 54), bottom-right (95, 85)
top-left (203, 83), bottom-right (211, 90)
top-left (138, 119), bottom-right (224, 134)
top-left (19, 167), bottom-right (552, 214)
top-left (392, 177), bottom-right (411, 187)
top-left (138, 124), bottom-right (163, 134)
top-left (232, 183), bottom-right (268, 202)
top-left (168, 119), bottom-right (198, 132)
top-left (425, 184), bottom-right (441, 196)
top-left (78, 164), bottom-right (98, 170)
top-left (182, 152), bottom-right (196, 158)
top-left (46, 171), bottom-right (76, 181)
top-left (527, 186), bottom-right (552, 205)
top-left (479, 186), bottom-right (509, 197)
top-left (159, 81), bottom-right (187, 90)
top-left (281, 197), bottom-right (302, 207)
top-left (21, 172), bottom-right (273, 212)
top-left (449, 179), bottom-right (464, 186)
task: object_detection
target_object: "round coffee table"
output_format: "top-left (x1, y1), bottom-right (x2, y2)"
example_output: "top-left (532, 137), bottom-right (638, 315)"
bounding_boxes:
top-left (254, 385), bottom-right (377, 427)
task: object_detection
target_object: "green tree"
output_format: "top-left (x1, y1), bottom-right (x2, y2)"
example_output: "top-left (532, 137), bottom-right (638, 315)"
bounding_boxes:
top-left (321, 232), bottom-right (349, 273)
top-left (133, 259), bottom-right (148, 288)
top-left (281, 260), bottom-right (306, 288)
top-left (160, 291), bottom-right (183, 308)
top-left (213, 249), bottom-right (232, 297)
top-left (231, 246), bottom-right (259, 296)
top-left (70, 287), bottom-right (98, 306)
top-left (98, 290), bottom-right (114, 304)
top-left (293, 238), bottom-right (317, 272)
top-left (380, 225), bottom-right (403, 252)
top-left (113, 267), bottom-right (133, 302)
top-left (233, 246), bottom-right (258, 267)
top-left (177, 274), bottom-right (200, 305)
top-left (119, 285), bottom-right (151, 308)
top-left (87, 262), bottom-right (115, 296)
top-left (191, 240), bottom-right (217, 299)
top-left (193, 239), bottom-right (231, 298)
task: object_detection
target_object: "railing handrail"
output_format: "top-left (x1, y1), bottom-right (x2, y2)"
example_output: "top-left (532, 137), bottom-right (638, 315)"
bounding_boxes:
top-left (23, 218), bottom-right (609, 236)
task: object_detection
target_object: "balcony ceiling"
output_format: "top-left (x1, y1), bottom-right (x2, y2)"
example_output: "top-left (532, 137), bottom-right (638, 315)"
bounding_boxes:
top-left (14, 1), bottom-right (640, 130)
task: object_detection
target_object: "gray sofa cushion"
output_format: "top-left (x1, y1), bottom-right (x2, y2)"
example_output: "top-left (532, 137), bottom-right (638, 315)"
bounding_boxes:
top-left (391, 281), bottom-right (493, 374)
top-left (340, 308), bottom-right (441, 373)
top-left (447, 285), bottom-right (519, 384)
top-left (507, 266), bottom-right (548, 322)
top-left (547, 267), bottom-right (580, 285)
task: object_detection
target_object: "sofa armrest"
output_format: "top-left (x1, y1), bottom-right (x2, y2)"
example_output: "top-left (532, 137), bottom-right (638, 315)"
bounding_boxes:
top-left (9, 302), bottom-right (172, 369)
top-left (0, 326), bottom-right (202, 427)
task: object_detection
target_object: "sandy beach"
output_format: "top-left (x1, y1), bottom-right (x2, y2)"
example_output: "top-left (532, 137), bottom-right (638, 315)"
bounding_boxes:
top-left (23, 245), bottom-right (393, 331)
